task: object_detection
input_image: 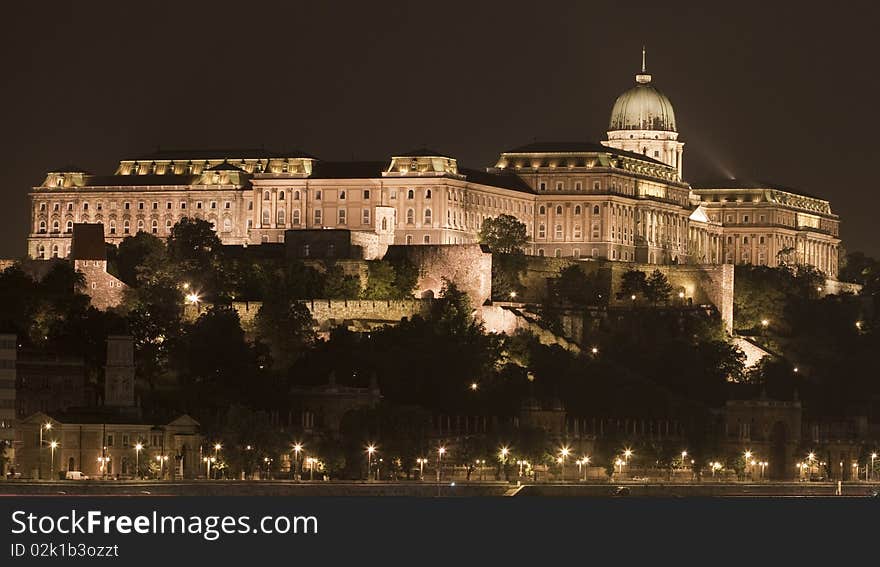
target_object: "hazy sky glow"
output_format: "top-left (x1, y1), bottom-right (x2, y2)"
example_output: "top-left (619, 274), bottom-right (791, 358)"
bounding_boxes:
top-left (2, 1), bottom-right (877, 257)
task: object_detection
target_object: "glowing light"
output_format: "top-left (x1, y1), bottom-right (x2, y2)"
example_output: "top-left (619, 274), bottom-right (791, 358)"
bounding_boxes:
top-left (470, 382), bottom-right (478, 391)
top-left (186, 292), bottom-right (200, 304)
top-left (366, 444), bottom-right (377, 455)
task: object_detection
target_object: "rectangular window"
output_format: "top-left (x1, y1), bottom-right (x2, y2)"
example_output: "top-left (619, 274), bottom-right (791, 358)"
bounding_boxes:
top-left (556, 182), bottom-right (563, 191)
top-left (363, 190), bottom-right (370, 200)
top-left (196, 202), bottom-right (203, 209)
top-left (138, 202), bottom-right (144, 210)
top-left (166, 202), bottom-right (172, 210)
top-left (539, 182), bottom-right (546, 191)
top-left (180, 202), bottom-right (187, 209)
top-left (152, 202), bottom-right (158, 210)
top-left (210, 201), bottom-right (217, 209)
top-left (224, 201), bottom-right (231, 209)
top-left (314, 209), bottom-right (322, 224)
top-left (362, 209), bottom-right (371, 225)
top-left (124, 202), bottom-right (131, 210)
top-left (338, 209), bottom-right (346, 224)
top-left (315, 190), bottom-right (322, 200)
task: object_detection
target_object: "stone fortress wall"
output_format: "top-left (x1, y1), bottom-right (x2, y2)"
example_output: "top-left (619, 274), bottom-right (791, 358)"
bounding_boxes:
top-left (516, 257), bottom-right (734, 333)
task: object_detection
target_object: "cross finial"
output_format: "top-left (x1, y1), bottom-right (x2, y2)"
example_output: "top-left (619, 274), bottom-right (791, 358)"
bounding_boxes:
top-left (641, 45), bottom-right (646, 73)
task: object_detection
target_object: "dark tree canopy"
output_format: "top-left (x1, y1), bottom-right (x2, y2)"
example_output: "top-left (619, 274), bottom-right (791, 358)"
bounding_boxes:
top-left (478, 214), bottom-right (528, 254)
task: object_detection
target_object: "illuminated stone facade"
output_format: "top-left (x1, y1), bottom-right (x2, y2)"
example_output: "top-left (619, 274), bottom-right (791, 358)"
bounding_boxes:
top-left (26, 63), bottom-right (841, 277)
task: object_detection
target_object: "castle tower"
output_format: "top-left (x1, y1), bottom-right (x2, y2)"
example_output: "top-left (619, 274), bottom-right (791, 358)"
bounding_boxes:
top-left (603, 48), bottom-right (684, 180)
top-left (104, 335), bottom-right (135, 407)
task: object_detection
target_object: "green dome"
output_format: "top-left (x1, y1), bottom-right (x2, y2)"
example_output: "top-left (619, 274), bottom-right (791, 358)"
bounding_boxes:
top-left (608, 74), bottom-right (677, 133)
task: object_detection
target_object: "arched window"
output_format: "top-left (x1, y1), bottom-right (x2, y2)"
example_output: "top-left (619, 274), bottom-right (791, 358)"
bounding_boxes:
top-left (65, 220), bottom-right (73, 233)
top-left (151, 220), bottom-right (158, 234)
top-left (277, 209), bottom-right (285, 225)
top-left (263, 191), bottom-right (270, 201)
top-left (593, 205), bottom-right (600, 215)
top-left (407, 189), bottom-right (414, 200)
top-left (574, 205), bottom-right (581, 215)
top-left (38, 220), bottom-right (46, 233)
top-left (109, 220), bottom-right (116, 234)
top-left (555, 224), bottom-right (563, 238)
top-left (123, 220), bottom-right (130, 234)
top-left (539, 206), bottom-right (546, 215)
top-left (424, 208), bottom-right (432, 225)
top-left (425, 189), bottom-right (432, 199)
top-left (292, 210), bottom-right (301, 225)
top-left (381, 216), bottom-right (388, 231)
top-left (555, 248), bottom-right (562, 258)
top-left (137, 219), bottom-right (144, 232)
top-left (165, 219), bottom-right (172, 231)
top-left (51, 244), bottom-right (59, 258)
top-left (293, 191), bottom-right (300, 200)
top-left (52, 220), bottom-right (59, 232)
top-left (555, 206), bottom-right (562, 215)
top-left (278, 191), bottom-right (285, 201)
top-left (37, 245), bottom-right (45, 258)
top-left (538, 224), bottom-right (546, 238)
top-left (223, 218), bottom-right (232, 232)
top-left (406, 209), bottom-right (415, 224)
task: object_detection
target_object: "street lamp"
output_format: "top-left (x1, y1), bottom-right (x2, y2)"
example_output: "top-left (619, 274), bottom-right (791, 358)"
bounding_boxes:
top-left (437, 446), bottom-right (446, 482)
top-left (743, 450), bottom-right (753, 479)
top-left (559, 446), bottom-right (570, 482)
top-left (203, 456), bottom-right (215, 478)
top-left (509, 291), bottom-right (517, 300)
top-left (134, 442), bottom-right (143, 479)
top-left (591, 346), bottom-right (599, 356)
top-left (681, 450), bottom-right (688, 469)
top-left (38, 422), bottom-right (52, 480)
top-left (49, 441), bottom-right (58, 478)
top-left (366, 444), bottom-right (377, 481)
top-left (292, 443), bottom-right (303, 480)
top-left (870, 453), bottom-right (877, 481)
top-left (416, 457), bottom-right (427, 480)
top-left (470, 382), bottom-right (478, 391)
top-left (156, 455), bottom-right (168, 480)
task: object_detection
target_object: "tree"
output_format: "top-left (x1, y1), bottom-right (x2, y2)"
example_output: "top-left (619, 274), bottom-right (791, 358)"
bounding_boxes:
top-left (644, 269), bottom-right (673, 305)
top-left (491, 253), bottom-right (527, 301)
top-left (620, 269), bottom-right (647, 300)
top-left (323, 265), bottom-right (361, 299)
top-left (255, 299), bottom-right (316, 371)
top-left (478, 214), bottom-right (528, 254)
top-left (362, 259), bottom-right (417, 299)
top-left (166, 217), bottom-right (222, 291)
top-left (114, 232), bottom-right (166, 286)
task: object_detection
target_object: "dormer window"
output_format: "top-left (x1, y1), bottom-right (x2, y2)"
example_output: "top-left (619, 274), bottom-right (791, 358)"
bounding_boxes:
top-left (56, 176), bottom-right (63, 187)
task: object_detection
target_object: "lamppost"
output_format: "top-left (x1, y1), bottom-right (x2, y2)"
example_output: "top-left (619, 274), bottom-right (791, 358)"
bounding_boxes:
top-left (292, 443), bottom-right (303, 481)
top-left (581, 456), bottom-right (590, 481)
top-left (134, 442), bottom-right (143, 479)
top-left (681, 450), bottom-right (688, 470)
top-left (366, 444), bottom-right (377, 481)
top-left (437, 446), bottom-right (446, 482)
top-left (156, 455), bottom-right (168, 480)
top-left (416, 458), bottom-right (427, 480)
top-left (744, 450), bottom-right (753, 480)
top-left (559, 446), bottom-right (570, 482)
top-left (203, 456), bottom-right (215, 478)
top-left (871, 453), bottom-right (877, 481)
top-left (615, 458), bottom-right (624, 475)
top-left (623, 448), bottom-right (633, 475)
top-left (38, 422), bottom-right (52, 480)
top-left (49, 441), bottom-right (58, 479)
top-left (499, 446), bottom-right (509, 481)
top-left (474, 459), bottom-right (486, 481)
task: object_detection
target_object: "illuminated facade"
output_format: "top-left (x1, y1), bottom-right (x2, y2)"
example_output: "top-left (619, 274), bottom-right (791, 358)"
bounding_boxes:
top-left (26, 59), bottom-right (840, 276)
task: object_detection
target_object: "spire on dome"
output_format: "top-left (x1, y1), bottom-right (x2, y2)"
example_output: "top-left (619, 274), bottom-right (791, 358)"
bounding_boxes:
top-left (636, 46), bottom-right (652, 84)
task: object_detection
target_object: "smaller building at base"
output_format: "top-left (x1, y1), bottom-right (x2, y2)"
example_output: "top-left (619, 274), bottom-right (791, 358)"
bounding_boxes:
top-left (16, 411), bottom-right (201, 480)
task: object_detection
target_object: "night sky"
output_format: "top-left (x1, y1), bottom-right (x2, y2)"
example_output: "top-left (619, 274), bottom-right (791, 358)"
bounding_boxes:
top-left (2, 2), bottom-right (878, 257)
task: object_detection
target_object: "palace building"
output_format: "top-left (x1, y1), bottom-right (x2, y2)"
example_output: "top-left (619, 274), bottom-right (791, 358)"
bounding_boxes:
top-left (26, 55), bottom-right (840, 277)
